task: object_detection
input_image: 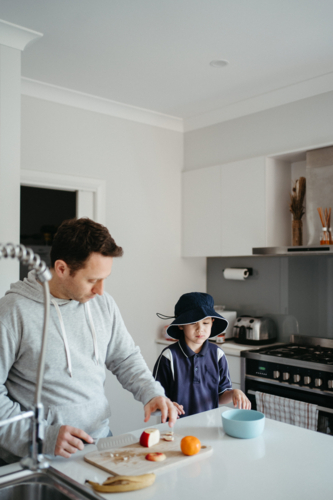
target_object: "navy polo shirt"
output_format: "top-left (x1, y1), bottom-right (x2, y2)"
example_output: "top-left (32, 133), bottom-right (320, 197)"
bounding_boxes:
top-left (153, 336), bottom-right (232, 417)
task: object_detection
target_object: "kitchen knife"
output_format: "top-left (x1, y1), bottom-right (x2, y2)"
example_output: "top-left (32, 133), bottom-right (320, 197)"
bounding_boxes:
top-left (92, 433), bottom-right (138, 451)
top-left (88, 410), bottom-right (162, 451)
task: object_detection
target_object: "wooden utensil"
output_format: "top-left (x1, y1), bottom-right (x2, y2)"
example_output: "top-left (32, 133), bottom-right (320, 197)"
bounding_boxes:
top-left (84, 433), bottom-right (212, 476)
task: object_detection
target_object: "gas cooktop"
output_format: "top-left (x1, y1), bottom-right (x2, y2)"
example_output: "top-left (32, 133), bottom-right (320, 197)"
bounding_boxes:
top-left (242, 335), bottom-right (333, 372)
top-left (258, 344), bottom-right (333, 365)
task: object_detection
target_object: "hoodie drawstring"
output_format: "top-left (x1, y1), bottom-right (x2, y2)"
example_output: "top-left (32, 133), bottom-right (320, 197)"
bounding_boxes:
top-left (51, 299), bottom-right (73, 378)
top-left (51, 299), bottom-right (100, 377)
top-left (84, 302), bottom-right (99, 365)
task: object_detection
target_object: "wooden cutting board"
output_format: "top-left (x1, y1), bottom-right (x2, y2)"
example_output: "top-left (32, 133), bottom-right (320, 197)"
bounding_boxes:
top-left (84, 434), bottom-right (212, 476)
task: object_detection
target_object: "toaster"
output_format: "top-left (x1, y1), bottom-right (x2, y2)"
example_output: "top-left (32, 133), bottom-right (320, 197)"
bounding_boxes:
top-left (233, 316), bottom-right (277, 345)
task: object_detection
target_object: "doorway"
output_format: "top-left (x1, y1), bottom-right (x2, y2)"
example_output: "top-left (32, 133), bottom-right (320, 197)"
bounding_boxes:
top-left (20, 186), bottom-right (76, 280)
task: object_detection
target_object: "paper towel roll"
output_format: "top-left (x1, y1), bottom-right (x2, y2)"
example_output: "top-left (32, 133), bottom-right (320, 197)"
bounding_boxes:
top-left (223, 268), bottom-right (249, 280)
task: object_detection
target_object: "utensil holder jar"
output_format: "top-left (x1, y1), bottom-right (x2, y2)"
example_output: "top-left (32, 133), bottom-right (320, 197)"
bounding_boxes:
top-left (292, 219), bottom-right (303, 246)
top-left (320, 227), bottom-right (331, 245)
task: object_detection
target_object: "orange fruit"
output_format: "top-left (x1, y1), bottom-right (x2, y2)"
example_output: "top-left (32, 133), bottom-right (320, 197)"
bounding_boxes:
top-left (180, 436), bottom-right (201, 456)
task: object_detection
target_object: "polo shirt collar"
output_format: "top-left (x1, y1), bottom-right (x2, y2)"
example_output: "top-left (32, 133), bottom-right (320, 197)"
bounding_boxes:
top-left (179, 335), bottom-right (209, 358)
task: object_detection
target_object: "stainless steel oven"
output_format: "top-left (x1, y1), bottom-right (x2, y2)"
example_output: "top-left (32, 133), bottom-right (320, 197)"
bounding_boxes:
top-left (241, 335), bottom-right (333, 435)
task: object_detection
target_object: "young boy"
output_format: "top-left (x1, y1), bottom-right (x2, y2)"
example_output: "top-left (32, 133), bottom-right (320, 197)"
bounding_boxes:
top-left (153, 292), bottom-right (251, 417)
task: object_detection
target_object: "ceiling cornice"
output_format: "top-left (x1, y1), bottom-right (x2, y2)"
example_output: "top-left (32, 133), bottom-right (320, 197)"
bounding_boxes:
top-left (184, 72), bottom-right (333, 132)
top-left (21, 77), bottom-right (183, 132)
top-left (21, 72), bottom-right (333, 133)
top-left (0, 19), bottom-right (42, 51)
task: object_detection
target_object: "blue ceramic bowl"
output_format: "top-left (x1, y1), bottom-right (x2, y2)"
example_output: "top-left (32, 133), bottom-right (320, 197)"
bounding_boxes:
top-left (222, 409), bottom-right (265, 439)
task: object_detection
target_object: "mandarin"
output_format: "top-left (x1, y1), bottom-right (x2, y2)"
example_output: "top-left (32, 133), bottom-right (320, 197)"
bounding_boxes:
top-left (180, 436), bottom-right (201, 456)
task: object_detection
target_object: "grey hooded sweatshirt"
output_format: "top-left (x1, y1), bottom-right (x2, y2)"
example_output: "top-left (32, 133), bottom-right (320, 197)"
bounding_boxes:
top-left (0, 271), bottom-right (165, 463)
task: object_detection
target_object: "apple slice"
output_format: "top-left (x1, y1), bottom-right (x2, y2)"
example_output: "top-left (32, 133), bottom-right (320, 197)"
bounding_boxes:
top-left (139, 428), bottom-right (160, 447)
top-left (162, 435), bottom-right (174, 441)
top-left (145, 452), bottom-right (166, 462)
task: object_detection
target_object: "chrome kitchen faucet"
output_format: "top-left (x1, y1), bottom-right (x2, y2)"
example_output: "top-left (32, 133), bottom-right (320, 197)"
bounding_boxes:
top-left (0, 243), bottom-right (52, 470)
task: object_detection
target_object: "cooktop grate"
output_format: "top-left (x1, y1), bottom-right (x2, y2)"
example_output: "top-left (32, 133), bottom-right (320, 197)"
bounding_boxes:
top-left (257, 344), bottom-right (333, 365)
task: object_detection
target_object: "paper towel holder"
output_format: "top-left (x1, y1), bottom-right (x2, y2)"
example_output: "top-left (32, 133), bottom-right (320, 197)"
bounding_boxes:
top-left (222, 267), bottom-right (253, 279)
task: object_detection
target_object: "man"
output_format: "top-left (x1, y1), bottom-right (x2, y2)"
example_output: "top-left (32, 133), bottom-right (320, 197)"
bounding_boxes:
top-left (0, 218), bottom-right (176, 463)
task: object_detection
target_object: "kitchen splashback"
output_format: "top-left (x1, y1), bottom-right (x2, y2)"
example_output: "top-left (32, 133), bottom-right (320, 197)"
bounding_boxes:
top-left (207, 255), bottom-right (333, 343)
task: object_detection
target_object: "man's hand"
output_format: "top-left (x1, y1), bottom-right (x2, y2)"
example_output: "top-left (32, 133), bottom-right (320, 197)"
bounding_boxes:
top-left (144, 396), bottom-right (178, 428)
top-left (54, 425), bottom-right (94, 458)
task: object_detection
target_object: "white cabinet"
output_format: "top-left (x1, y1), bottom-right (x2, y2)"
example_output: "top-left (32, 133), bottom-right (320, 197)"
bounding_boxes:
top-left (225, 354), bottom-right (241, 389)
top-left (182, 156), bottom-right (291, 256)
top-left (181, 164), bottom-right (221, 257)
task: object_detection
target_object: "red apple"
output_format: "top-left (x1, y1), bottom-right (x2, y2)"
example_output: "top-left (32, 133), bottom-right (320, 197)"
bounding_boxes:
top-left (139, 428), bottom-right (160, 447)
top-left (145, 452), bottom-right (166, 462)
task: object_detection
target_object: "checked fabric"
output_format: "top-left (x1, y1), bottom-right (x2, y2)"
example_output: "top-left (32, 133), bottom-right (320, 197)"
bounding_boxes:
top-left (255, 392), bottom-right (319, 431)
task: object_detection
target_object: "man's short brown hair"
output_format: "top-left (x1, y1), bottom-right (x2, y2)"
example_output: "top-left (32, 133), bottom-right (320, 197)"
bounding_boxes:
top-left (50, 218), bottom-right (123, 274)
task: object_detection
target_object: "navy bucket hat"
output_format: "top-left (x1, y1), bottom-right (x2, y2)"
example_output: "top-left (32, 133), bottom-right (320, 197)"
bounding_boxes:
top-left (157, 292), bottom-right (228, 340)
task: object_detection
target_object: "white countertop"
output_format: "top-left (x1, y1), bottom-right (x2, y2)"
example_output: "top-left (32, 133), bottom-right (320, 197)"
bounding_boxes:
top-left (156, 338), bottom-right (279, 356)
top-left (1, 407), bottom-right (331, 500)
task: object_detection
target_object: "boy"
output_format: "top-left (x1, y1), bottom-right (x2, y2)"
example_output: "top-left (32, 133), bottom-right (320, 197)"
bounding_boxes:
top-left (153, 292), bottom-right (251, 417)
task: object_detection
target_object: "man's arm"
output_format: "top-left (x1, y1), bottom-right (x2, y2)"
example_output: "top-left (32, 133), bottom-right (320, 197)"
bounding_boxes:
top-left (0, 322), bottom-right (33, 461)
top-left (104, 300), bottom-right (167, 406)
top-left (0, 320), bottom-right (68, 460)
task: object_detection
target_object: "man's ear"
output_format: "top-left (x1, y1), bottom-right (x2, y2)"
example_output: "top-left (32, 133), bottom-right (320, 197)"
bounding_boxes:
top-left (54, 260), bottom-right (69, 278)
top-left (178, 325), bottom-right (184, 330)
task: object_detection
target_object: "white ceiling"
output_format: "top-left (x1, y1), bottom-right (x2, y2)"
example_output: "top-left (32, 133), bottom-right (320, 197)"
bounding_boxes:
top-left (1, 0), bottom-right (333, 130)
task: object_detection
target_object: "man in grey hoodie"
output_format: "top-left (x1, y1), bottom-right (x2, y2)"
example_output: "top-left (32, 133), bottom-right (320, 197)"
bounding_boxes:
top-left (0, 218), bottom-right (176, 464)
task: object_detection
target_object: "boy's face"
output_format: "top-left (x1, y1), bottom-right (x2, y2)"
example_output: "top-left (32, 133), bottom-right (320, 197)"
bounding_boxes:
top-left (179, 317), bottom-right (214, 352)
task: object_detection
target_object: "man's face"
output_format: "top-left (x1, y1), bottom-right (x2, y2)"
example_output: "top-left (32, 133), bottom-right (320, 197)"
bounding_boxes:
top-left (59, 252), bottom-right (113, 303)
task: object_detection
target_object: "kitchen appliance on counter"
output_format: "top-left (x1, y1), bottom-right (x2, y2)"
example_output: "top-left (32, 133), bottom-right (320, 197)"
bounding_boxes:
top-left (213, 307), bottom-right (237, 343)
top-left (241, 335), bottom-right (333, 435)
top-left (233, 316), bottom-right (277, 345)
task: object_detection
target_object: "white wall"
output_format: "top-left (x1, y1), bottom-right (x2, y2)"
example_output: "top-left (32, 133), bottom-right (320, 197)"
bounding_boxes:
top-left (184, 91), bottom-right (333, 171)
top-left (0, 45), bottom-right (21, 297)
top-left (20, 95), bottom-right (206, 434)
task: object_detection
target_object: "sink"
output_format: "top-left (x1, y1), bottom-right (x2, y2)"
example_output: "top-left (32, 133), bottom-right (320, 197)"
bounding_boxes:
top-left (0, 467), bottom-right (100, 500)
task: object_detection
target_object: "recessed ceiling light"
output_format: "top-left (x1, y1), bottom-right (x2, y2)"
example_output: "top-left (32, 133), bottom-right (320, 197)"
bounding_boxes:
top-left (209, 59), bottom-right (229, 68)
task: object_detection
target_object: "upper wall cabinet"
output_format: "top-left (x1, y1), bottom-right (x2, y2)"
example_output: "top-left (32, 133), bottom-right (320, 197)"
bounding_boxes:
top-left (182, 156), bottom-right (291, 257)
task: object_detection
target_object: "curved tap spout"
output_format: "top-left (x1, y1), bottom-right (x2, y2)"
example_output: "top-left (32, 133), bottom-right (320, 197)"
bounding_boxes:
top-left (0, 243), bottom-right (51, 470)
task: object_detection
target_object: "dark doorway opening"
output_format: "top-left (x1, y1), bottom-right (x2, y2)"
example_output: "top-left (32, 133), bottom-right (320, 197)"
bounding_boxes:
top-left (20, 186), bottom-right (76, 280)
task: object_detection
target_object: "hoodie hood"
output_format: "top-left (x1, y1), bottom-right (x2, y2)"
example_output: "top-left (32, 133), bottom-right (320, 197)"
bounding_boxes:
top-left (6, 270), bottom-right (70, 305)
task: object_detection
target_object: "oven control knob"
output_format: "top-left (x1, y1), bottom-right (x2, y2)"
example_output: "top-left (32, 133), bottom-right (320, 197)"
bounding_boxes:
top-left (282, 372), bottom-right (290, 381)
top-left (328, 380), bottom-right (333, 389)
top-left (293, 374), bottom-right (301, 383)
top-left (304, 376), bottom-right (311, 385)
top-left (273, 371), bottom-right (280, 379)
top-left (314, 378), bottom-right (323, 387)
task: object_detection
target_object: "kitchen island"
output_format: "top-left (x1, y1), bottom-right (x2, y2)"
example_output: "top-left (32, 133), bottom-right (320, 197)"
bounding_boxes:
top-left (0, 406), bottom-right (331, 499)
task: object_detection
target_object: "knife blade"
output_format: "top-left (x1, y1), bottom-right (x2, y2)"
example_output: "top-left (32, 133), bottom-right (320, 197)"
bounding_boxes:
top-left (92, 433), bottom-right (138, 451)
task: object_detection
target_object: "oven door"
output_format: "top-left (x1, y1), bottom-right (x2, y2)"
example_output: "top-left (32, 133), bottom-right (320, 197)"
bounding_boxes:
top-left (244, 376), bottom-right (333, 435)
